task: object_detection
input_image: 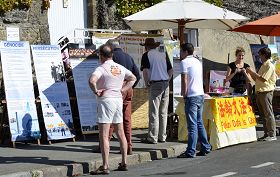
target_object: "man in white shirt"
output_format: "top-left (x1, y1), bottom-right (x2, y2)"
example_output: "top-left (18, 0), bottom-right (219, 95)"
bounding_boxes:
top-left (177, 43), bottom-right (211, 158)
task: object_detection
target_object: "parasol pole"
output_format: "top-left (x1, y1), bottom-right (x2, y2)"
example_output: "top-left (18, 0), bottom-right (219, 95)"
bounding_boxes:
top-left (178, 19), bottom-right (187, 46)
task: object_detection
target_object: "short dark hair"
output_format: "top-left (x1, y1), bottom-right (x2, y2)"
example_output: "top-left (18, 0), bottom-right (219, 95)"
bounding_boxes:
top-left (258, 47), bottom-right (271, 59)
top-left (99, 44), bottom-right (113, 58)
top-left (180, 43), bottom-right (194, 55)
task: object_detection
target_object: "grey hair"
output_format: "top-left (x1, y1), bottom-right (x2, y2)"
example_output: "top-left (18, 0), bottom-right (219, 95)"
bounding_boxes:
top-left (106, 39), bottom-right (120, 49)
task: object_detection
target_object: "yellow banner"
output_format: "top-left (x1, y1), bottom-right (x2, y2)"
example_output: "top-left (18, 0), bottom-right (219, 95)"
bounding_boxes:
top-left (212, 97), bottom-right (256, 132)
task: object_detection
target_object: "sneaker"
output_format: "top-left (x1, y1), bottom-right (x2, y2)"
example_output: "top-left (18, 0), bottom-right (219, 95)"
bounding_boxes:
top-left (263, 136), bottom-right (277, 141)
top-left (196, 151), bottom-right (210, 156)
top-left (117, 163), bottom-right (128, 171)
top-left (90, 166), bottom-right (110, 175)
top-left (141, 138), bottom-right (157, 144)
top-left (257, 135), bottom-right (268, 141)
top-left (177, 152), bottom-right (194, 158)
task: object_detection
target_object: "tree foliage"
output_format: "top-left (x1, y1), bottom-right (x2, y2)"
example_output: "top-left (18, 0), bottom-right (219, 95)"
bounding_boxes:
top-left (0, 0), bottom-right (32, 13)
top-left (115, 0), bottom-right (223, 17)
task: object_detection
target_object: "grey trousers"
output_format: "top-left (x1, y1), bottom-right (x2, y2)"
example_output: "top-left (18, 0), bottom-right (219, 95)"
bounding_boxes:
top-left (147, 81), bottom-right (169, 143)
top-left (256, 91), bottom-right (276, 137)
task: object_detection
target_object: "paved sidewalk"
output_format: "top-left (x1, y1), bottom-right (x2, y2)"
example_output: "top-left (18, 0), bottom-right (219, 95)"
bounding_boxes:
top-left (0, 129), bottom-right (186, 177)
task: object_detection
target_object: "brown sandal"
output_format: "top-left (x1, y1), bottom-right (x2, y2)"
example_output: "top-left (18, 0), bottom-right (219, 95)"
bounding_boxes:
top-left (117, 163), bottom-right (128, 171)
top-left (90, 166), bottom-right (110, 175)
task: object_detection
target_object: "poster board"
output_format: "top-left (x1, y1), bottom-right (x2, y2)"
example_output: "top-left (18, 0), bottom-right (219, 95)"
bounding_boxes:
top-left (249, 44), bottom-right (268, 72)
top-left (119, 34), bottom-right (165, 88)
top-left (31, 45), bottom-right (75, 140)
top-left (0, 41), bottom-right (40, 142)
top-left (209, 70), bottom-right (229, 93)
top-left (69, 44), bottom-right (100, 134)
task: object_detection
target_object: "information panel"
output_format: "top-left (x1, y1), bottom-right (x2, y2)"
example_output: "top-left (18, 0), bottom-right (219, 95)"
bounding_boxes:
top-left (31, 45), bottom-right (75, 140)
top-left (0, 41), bottom-right (40, 141)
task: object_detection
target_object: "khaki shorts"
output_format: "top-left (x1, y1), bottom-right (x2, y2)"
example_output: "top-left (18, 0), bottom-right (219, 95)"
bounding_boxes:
top-left (97, 97), bottom-right (123, 124)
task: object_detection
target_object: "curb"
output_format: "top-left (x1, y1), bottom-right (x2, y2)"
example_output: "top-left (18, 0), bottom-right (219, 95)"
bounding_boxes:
top-left (0, 144), bottom-right (186, 177)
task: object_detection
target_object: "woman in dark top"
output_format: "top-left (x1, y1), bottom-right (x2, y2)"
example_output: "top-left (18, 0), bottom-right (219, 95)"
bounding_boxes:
top-left (225, 47), bottom-right (251, 94)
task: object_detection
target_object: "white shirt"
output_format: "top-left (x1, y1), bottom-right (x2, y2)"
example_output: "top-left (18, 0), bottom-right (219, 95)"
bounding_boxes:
top-left (180, 55), bottom-right (204, 97)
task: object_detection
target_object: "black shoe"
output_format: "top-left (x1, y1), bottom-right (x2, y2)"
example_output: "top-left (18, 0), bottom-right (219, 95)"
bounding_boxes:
top-left (141, 138), bottom-right (157, 144)
top-left (158, 140), bottom-right (166, 143)
top-left (196, 151), bottom-right (210, 156)
top-left (177, 152), bottom-right (194, 158)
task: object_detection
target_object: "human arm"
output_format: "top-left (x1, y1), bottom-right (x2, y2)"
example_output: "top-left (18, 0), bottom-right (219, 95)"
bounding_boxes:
top-left (122, 71), bottom-right (136, 93)
top-left (140, 52), bottom-right (150, 87)
top-left (143, 68), bottom-right (150, 87)
top-left (131, 59), bottom-right (141, 88)
top-left (88, 71), bottom-right (104, 97)
top-left (166, 54), bottom-right (173, 80)
top-left (181, 73), bottom-right (188, 97)
top-left (246, 67), bottom-right (267, 83)
top-left (225, 66), bottom-right (239, 82)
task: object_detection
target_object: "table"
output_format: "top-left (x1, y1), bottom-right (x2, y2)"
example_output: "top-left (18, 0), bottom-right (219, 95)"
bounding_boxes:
top-left (175, 96), bottom-right (257, 150)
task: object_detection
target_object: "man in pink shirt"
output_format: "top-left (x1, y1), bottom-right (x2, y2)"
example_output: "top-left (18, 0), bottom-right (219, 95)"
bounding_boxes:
top-left (89, 44), bottom-right (136, 175)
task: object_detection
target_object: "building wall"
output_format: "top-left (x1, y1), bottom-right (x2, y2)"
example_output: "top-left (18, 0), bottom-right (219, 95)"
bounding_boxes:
top-left (48, 0), bottom-right (87, 44)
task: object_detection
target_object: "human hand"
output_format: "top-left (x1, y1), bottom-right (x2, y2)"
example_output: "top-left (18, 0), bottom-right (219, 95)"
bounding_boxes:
top-left (235, 68), bottom-right (241, 74)
top-left (95, 89), bottom-right (105, 97)
top-left (246, 67), bottom-right (252, 74)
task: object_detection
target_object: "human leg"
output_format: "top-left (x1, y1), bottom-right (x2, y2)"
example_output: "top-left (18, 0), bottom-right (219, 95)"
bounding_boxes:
top-left (98, 123), bottom-right (111, 169)
top-left (158, 82), bottom-right (169, 142)
top-left (147, 83), bottom-right (161, 143)
top-left (259, 92), bottom-right (276, 138)
top-left (123, 88), bottom-right (133, 154)
top-left (185, 96), bottom-right (199, 157)
top-left (196, 96), bottom-right (211, 153)
top-left (256, 93), bottom-right (268, 138)
top-left (113, 123), bottom-right (127, 166)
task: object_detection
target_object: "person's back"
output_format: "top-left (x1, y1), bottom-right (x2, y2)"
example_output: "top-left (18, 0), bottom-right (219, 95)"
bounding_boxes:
top-left (143, 49), bottom-right (170, 81)
top-left (95, 60), bottom-right (128, 98)
top-left (180, 56), bottom-right (204, 97)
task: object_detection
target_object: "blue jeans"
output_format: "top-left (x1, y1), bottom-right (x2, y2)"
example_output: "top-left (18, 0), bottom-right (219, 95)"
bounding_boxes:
top-left (184, 95), bottom-right (211, 156)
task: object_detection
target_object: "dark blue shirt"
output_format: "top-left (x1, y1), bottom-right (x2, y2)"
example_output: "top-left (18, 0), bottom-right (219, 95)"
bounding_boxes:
top-left (112, 48), bottom-right (141, 87)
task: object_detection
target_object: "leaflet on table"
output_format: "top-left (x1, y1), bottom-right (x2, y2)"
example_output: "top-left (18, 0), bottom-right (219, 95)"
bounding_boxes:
top-left (69, 44), bottom-right (99, 134)
top-left (31, 45), bottom-right (75, 140)
top-left (0, 41), bottom-right (41, 142)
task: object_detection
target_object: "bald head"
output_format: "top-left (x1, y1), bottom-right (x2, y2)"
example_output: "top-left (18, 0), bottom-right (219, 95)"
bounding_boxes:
top-left (99, 44), bottom-right (113, 59)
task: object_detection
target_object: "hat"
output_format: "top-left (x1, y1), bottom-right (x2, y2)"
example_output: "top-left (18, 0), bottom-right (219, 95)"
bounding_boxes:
top-left (140, 38), bottom-right (160, 48)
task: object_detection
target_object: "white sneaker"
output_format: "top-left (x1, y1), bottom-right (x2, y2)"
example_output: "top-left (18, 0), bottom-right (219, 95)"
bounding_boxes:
top-left (263, 136), bottom-right (277, 141)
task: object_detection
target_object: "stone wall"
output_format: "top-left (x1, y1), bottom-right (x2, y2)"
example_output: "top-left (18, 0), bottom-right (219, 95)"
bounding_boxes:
top-left (0, 1), bottom-right (49, 110)
top-left (0, 1), bottom-right (49, 44)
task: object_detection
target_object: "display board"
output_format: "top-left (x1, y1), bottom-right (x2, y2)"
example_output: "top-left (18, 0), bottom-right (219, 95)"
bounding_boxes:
top-left (0, 41), bottom-right (41, 142)
top-left (31, 45), bottom-right (75, 140)
top-left (249, 44), bottom-right (268, 72)
top-left (119, 34), bottom-right (165, 88)
top-left (69, 44), bottom-right (99, 134)
top-left (209, 70), bottom-right (230, 93)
